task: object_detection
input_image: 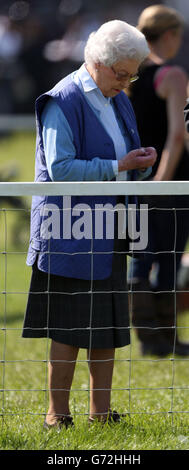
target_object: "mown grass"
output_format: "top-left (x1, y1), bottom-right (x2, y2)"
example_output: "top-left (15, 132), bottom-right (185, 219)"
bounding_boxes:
top-left (0, 132), bottom-right (189, 450)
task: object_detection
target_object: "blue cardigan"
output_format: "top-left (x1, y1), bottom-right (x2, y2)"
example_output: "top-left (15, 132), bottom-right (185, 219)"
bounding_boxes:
top-left (27, 73), bottom-right (148, 280)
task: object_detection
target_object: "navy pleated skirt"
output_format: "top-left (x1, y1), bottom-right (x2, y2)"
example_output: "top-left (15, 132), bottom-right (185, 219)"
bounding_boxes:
top-left (22, 238), bottom-right (130, 349)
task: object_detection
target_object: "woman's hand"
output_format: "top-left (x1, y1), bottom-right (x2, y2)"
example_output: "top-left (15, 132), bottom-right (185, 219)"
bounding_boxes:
top-left (118, 147), bottom-right (157, 172)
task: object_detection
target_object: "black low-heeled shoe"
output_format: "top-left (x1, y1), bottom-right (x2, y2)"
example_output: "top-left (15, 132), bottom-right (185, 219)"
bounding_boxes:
top-left (89, 409), bottom-right (126, 425)
top-left (44, 415), bottom-right (74, 430)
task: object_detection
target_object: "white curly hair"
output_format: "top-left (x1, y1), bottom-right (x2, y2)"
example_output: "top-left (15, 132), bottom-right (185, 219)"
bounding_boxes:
top-left (84, 20), bottom-right (149, 66)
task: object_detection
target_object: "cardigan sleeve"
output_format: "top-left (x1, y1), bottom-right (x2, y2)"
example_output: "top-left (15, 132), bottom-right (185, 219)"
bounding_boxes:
top-left (41, 99), bottom-right (117, 182)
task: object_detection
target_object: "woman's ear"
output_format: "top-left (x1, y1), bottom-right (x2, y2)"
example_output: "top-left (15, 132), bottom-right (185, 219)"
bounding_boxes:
top-left (161, 29), bottom-right (175, 42)
top-left (95, 62), bottom-right (101, 71)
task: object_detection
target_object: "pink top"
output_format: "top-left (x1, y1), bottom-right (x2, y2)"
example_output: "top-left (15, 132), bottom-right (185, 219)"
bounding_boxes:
top-left (154, 65), bottom-right (172, 89)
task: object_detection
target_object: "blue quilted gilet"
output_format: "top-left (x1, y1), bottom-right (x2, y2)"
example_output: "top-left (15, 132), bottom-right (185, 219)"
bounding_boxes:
top-left (26, 74), bottom-right (141, 279)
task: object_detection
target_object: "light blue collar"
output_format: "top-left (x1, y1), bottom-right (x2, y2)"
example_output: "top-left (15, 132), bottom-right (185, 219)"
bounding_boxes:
top-left (74, 63), bottom-right (112, 106)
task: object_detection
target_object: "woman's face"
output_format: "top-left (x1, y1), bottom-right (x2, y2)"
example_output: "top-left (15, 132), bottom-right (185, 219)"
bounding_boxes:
top-left (164, 27), bottom-right (183, 59)
top-left (94, 58), bottom-right (140, 97)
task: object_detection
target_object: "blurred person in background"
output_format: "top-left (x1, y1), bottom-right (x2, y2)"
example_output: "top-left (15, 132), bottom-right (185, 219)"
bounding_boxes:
top-left (22, 19), bottom-right (157, 428)
top-left (128, 4), bottom-right (189, 356)
top-left (0, 14), bottom-right (23, 115)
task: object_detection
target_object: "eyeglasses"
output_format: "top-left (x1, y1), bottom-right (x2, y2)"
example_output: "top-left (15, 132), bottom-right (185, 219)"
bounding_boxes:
top-left (111, 65), bottom-right (139, 83)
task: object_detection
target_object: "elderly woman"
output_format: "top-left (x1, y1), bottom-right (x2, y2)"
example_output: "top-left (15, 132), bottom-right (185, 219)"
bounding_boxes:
top-left (22, 20), bottom-right (156, 428)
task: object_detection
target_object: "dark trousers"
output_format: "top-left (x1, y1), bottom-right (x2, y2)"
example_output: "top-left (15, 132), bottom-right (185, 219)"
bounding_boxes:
top-left (128, 195), bottom-right (189, 290)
